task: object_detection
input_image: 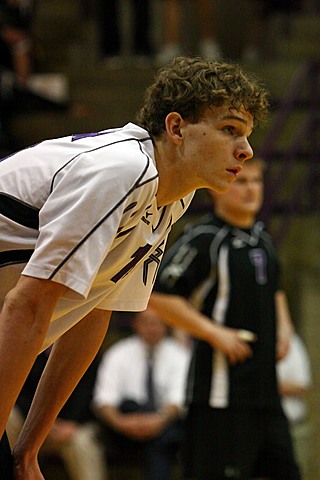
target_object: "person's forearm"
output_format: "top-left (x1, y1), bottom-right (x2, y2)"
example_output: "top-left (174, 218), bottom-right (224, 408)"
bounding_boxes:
top-left (278, 382), bottom-right (308, 397)
top-left (0, 276), bottom-right (66, 439)
top-left (149, 292), bottom-right (254, 364)
top-left (96, 404), bottom-right (181, 439)
top-left (276, 290), bottom-right (294, 338)
top-left (275, 290), bottom-right (294, 360)
top-left (96, 404), bottom-right (123, 431)
top-left (149, 292), bottom-right (217, 341)
top-left (13, 308), bottom-right (111, 463)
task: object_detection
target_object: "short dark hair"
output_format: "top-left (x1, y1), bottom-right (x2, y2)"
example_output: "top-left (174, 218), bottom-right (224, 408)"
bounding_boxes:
top-left (136, 56), bottom-right (269, 138)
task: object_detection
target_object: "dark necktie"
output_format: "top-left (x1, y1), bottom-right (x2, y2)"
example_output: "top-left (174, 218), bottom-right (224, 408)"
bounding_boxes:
top-left (145, 347), bottom-right (156, 411)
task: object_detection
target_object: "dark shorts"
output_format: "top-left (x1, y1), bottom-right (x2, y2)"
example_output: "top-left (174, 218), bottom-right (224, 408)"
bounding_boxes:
top-left (182, 405), bottom-right (301, 480)
top-left (0, 432), bottom-right (14, 480)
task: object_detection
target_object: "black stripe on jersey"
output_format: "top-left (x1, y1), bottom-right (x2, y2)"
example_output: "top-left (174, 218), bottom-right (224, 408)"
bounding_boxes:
top-left (48, 142), bottom-right (156, 280)
top-left (0, 249), bottom-right (33, 268)
top-left (0, 193), bottom-right (39, 229)
top-left (50, 136), bottom-right (153, 193)
top-left (123, 202), bottom-right (138, 213)
top-left (116, 226), bottom-right (135, 238)
top-left (152, 207), bottom-right (166, 233)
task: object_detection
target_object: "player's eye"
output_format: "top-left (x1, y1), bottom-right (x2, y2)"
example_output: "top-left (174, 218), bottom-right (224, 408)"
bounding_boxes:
top-left (223, 126), bottom-right (235, 134)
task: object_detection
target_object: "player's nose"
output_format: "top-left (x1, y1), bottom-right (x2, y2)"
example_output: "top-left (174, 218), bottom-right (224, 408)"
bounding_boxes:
top-left (236, 139), bottom-right (253, 163)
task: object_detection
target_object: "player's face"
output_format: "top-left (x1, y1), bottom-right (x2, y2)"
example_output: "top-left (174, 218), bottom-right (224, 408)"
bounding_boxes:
top-left (213, 161), bottom-right (264, 218)
top-left (181, 105), bottom-right (254, 193)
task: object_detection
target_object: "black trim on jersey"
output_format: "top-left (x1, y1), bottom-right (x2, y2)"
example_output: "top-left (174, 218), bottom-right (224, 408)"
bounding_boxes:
top-left (48, 146), bottom-right (156, 280)
top-left (123, 202), bottom-right (138, 213)
top-left (115, 226), bottom-right (135, 238)
top-left (49, 137), bottom-right (153, 193)
top-left (0, 249), bottom-right (33, 268)
top-left (0, 193), bottom-right (39, 229)
top-left (152, 207), bottom-right (167, 233)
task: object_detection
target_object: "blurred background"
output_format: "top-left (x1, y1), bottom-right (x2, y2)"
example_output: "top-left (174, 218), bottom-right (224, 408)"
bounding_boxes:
top-left (1, 0), bottom-right (319, 478)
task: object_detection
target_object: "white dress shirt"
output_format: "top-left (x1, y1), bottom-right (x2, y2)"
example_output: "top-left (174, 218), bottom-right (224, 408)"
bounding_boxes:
top-left (277, 334), bottom-right (312, 423)
top-left (93, 335), bottom-right (191, 410)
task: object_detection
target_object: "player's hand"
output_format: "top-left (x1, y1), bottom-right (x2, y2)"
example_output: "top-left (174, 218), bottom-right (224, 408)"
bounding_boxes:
top-left (208, 324), bottom-right (256, 365)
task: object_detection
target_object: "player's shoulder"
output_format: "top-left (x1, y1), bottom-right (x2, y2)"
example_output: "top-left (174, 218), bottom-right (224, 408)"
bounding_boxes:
top-left (67, 122), bottom-right (150, 145)
top-left (41, 122), bottom-right (151, 156)
top-left (51, 123), bottom-right (156, 185)
top-left (84, 123), bottom-right (154, 172)
top-left (256, 223), bottom-right (278, 255)
top-left (181, 213), bottom-right (225, 244)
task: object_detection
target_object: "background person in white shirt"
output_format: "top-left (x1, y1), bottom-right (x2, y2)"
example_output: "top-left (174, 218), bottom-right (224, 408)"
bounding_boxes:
top-left (93, 307), bottom-right (191, 480)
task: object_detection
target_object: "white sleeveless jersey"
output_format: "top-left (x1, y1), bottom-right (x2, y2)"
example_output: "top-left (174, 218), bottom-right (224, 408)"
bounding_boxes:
top-left (0, 123), bottom-right (194, 349)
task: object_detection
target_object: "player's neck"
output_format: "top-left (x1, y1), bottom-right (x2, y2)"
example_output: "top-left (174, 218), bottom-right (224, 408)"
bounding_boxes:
top-left (153, 140), bottom-right (197, 207)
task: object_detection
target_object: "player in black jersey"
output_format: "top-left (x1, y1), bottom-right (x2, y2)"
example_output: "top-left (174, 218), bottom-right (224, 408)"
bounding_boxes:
top-left (152, 158), bottom-right (301, 479)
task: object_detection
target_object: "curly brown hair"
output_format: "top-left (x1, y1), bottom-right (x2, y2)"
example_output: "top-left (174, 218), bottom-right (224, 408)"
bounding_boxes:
top-left (136, 57), bottom-right (269, 138)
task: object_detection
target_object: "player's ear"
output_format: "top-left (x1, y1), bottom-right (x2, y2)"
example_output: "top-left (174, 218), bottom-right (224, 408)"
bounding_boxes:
top-left (165, 112), bottom-right (185, 144)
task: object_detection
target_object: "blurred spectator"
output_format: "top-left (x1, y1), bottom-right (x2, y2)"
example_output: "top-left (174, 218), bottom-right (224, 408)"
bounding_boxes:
top-left (93, 307), bottom-right (191, 480)
top-left (0, 0), bottom-right (35, 85)
top-left (6, 348), bottom-right (107, 480)
top-left (277, 332), bottom-right (313, 479)
top-left (242, 0), bottom-right (303, 63)
top-left (156, 0), bottom-right (221, 66)
top-left (0, 0), bottom-right (34, 152)
top-left (0, 0), bottom-right (71, 156)
top-left (0, 1), bottom-right (80, 155)
top-left (0, 70), bottom-right (70, 156)
top-left (96, 0), bottom-right (153, 67)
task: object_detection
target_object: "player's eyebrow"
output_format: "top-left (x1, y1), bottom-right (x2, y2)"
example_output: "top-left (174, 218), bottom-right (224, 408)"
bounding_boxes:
top-left (221, 114), bottom-right (248, 125)
top-left (221, 114), bottom-right (253, 136)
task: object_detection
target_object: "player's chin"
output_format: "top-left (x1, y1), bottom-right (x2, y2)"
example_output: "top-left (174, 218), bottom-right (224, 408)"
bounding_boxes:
top-left (210, 182), bottom-right (231, 194)
top-left (206, 174), bottom-right (233, 193)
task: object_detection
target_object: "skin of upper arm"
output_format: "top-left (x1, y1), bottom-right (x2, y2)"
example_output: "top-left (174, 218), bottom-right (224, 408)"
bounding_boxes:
top-left (275, 290), bottom-right (294, 361)
top-left (275, 290), bottom-right (293, 333)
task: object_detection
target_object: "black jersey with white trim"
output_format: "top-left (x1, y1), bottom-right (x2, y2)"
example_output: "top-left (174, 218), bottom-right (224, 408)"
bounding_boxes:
top-left (0, 123), bottom-right (194, 350)
top-left (155, 213), bottom-right (282, 410)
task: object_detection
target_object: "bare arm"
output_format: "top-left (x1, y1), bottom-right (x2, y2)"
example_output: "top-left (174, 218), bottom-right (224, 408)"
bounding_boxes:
top-left (149, 292), bottom-right (254, 364)
top-left (278, 381), bottom-right (308, 398)
top-left (12, 307), bottom-right (111, 479)
top-left (96, 403), bottom-right (180, 441)
top-left (0, 276), bottom-right (67, 439)
top-left (275, 290), bottom-right (294, 361)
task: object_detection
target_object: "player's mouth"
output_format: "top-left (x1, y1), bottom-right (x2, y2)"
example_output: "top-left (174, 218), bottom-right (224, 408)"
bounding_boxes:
top-left (226, 166), bottom-right (242, 177)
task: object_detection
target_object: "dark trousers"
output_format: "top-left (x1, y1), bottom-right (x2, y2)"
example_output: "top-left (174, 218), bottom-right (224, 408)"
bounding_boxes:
top-left (0, 432), bottom-right (14, 480)
top-left (183, 405), bottom-right (301, 480)
top-left (144, 424), bottom-right (183, 480)
top-left (100, 400), bottom-right (183, 480)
